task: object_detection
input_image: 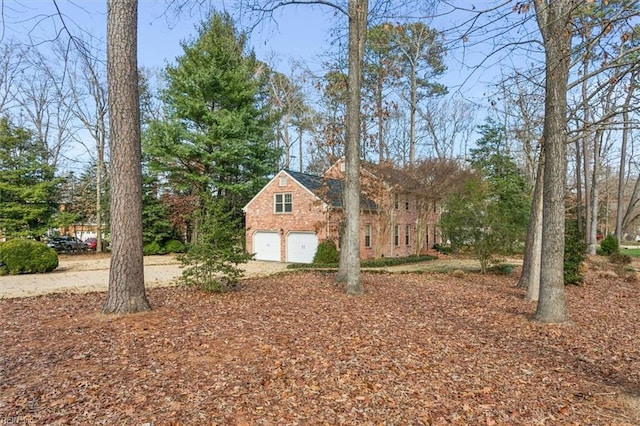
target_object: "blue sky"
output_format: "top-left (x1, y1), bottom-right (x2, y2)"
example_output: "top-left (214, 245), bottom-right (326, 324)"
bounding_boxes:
top-left (1, 1), bottom-right (508, 102)
top-left (2, 1), bottom-right (335, 72)
top-left (2, 1), bottom-right (517, 169)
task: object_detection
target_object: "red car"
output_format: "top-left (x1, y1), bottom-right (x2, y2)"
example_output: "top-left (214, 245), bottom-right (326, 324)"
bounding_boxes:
top-left (84, 237), bottom-right (97, 250)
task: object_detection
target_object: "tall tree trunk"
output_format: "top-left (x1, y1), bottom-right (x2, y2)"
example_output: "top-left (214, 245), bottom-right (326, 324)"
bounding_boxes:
top-left (588, 129), bottom-right (602, 255)
top-left (298, 128), bottom-right (303, 172)
top-left (518, 149), bottom-right (544, 302)
top-left (615, 76), bottom-right (634, 241)
top-left (409, 65), bottom-right (417, 165)
top-left (377, 73), bottom-right (385, 163)
top-left (533, 0), bottom-right (573, 324)
top-left (96, 153), bottom-right (104, 252)
top-left (574, 138), bottom-right (583, 235)
top-left (96, 106), bottom-right (106, 253)
top-left (339, 0), bottom-right (368, 295)
top-left (103, 0), bottom-right (150, 314)
top-left (579, 36), bottom-right (591, 241)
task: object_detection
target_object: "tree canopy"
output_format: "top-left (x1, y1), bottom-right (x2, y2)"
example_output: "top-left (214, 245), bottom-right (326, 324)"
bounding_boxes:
top-left (144, 12), bottom-right (279, 219)
top-left (0, 117), bottom-right (60, 238)
top-left (440, 119), bottom-right (530, 272)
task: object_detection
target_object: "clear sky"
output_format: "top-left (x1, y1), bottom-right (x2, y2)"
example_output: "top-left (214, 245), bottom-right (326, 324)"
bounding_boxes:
top-left (2, 1), bottom-right (505, 102)
top-left (1, 0), bottom-right (336, 72)
top-left (2, 0), bottom-right (511, 170)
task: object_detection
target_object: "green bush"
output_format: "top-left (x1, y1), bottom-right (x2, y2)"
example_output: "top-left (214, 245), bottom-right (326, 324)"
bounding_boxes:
top-left (312, 239), bottom-right (339, 265)
top-left (488, 263), bottom-right (515, 275)
top-left (178, 199), bottom-right (252, 292)
top-left (361, 255), bottom-right (436, 268)
top-left (598, 234), bottom-right (619, 256)
top-left (433, 244), bottom-right (453, 255)
top-left (143, 241), bottom-right (163, 255)
top-left (0, 239), bottom-right (58, 275)
top-left (609, 252), bottom-right (632, 266)
top-left (565, 219), bottom-right (587, 285)
top-left (289, 254), bottom-right (437, 269)
top-left (163, 239), bottom-right (186, 254)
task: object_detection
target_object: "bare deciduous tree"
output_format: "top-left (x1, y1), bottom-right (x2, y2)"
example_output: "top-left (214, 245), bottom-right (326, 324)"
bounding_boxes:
top-left (421, 96), bottom-right (476, 159)
top-left (532, 0), bottom-right (573, 324)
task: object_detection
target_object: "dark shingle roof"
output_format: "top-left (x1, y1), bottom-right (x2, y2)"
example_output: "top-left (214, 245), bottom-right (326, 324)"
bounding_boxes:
top-left (285, 170), bottom-right (377, 210)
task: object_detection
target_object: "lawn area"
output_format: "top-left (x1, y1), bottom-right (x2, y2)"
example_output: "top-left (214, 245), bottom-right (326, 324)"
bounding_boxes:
top-left (1, 270), bottom-right (639, 424)
top-left (622, 247), bottom-right (640, 257)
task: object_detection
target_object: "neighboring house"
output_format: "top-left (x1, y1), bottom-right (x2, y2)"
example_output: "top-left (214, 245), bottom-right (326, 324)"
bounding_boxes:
top-left (243, 158), bottom-right (441, 263)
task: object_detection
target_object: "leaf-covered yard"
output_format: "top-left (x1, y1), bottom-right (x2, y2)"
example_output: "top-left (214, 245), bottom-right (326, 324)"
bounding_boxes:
top-left (1, 270), bottom-right (639, 425)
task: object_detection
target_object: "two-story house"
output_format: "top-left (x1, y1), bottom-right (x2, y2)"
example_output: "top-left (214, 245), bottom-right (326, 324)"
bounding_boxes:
top-left (243, 158), bottom-right (440, 263)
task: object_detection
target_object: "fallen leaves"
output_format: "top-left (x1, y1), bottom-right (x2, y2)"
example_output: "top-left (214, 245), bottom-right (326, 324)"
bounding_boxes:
top-left (1, 270), bottom-right (639, 424)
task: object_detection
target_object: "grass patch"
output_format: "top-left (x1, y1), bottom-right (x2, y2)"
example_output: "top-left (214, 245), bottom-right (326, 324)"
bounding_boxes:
top-left (622, 247), bottom-right (640, 258)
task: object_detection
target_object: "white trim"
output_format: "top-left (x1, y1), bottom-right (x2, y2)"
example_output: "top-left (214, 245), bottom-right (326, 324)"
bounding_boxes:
top-left (274, 192), bottom-right (293, 213)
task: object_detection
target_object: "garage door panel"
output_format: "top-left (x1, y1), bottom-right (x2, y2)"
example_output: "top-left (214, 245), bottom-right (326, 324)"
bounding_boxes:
top-left (286, 232), bottom-right (318, 264)
top-left (253, 231), bottom-right (281, 261)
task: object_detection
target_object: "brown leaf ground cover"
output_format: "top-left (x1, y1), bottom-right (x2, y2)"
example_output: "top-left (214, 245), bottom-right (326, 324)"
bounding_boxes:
top-left (1, 269), bottom-right (639, 425)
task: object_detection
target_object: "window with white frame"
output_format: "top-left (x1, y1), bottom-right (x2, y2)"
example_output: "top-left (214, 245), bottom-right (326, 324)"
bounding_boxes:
top-left (274, 193), bottom-right (292, 213)
top-left (365, 224), bottom-right (372, 248)
top-left (394, 224), bottom-right (399, 246)
top-left (405, 224), bottom-right (411, 245)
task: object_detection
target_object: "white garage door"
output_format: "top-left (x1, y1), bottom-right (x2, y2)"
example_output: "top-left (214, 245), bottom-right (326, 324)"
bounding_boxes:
top-left (253, 231), bottom-right (281, 261)
top-left (286, 232), bottom-right (318, 264)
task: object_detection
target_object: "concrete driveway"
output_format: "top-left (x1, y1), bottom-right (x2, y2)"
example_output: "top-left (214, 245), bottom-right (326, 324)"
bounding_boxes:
top-left (0, 255), bottom-right (289, 299)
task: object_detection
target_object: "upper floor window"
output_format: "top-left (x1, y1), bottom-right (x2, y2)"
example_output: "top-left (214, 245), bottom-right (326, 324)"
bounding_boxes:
top-left (405, 200), bottom-right (410, 210)
top-left (275, 193), bottom-right (292, 213)
top-left (394, 194), bottom-right (399, 210)
top-left (279, 176), bottom-right (287, 187)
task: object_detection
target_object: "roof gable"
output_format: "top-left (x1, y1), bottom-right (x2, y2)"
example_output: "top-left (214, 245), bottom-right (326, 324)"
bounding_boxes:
top-left (243, 168), bottom-right (378, 212)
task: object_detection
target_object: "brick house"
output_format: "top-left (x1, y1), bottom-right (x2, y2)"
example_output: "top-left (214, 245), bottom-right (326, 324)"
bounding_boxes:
top-left (243, 158), bottom-right (441, 263)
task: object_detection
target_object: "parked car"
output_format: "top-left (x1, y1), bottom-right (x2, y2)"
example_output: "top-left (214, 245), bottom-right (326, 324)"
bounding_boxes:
top-left (47, 236), bottom-right (88, 253)
top-left (84, 237), bottom-right (97, 251)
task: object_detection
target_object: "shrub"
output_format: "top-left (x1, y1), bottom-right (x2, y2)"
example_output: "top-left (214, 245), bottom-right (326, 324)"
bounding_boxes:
top-left (143, 241), bottom-right (163, 255)
top-left (433, 244), bottom-right (452, 255)
top-left (288, 254), bottom-right (437, 269)
top-left (312, 239), bottom-right (339, 265)
top-left (609, 252), bottom-right (632, 266)
top-left (598, 234), bottom-right (619, 256)
top-left (565, 219), bottom-right (587, 285)
top-left (0, 239), bottom-right (58, 275)
top-left (488, 263), bottom-right (515, 275)
top-left (178, 199), bottom-right (252, 292)
top-left (164, 239), bottom-right (186, 254)
top-left (361, 255), bottom-right (436, 268)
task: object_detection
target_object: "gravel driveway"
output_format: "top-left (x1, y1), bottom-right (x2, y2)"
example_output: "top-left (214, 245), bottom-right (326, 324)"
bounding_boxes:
top-left (0, 255), bottom-right (289, 299)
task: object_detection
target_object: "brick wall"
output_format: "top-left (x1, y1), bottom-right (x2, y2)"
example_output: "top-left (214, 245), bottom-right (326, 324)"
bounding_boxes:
top-left (324, 158), bottom-right (425, 258)
top-left (244, 171), bottom-right (330, 261)
top-left (245, 163), bottom-right (441, 262)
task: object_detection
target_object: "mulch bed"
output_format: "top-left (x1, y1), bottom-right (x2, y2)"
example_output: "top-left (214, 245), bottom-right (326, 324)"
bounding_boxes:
top-left (1, 270), bottom-right (639, 425)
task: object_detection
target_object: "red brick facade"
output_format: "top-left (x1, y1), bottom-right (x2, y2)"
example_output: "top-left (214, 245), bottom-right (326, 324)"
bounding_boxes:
top-left (244, 160), bottom-right (441, 262)
top-left (244, 171), bottom-right (333, 262)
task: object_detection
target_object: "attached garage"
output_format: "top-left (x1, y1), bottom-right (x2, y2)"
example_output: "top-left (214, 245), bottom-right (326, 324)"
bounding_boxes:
top-left (253, 231), bottom-right (281, 261)
top-left (286, 232), bottom-right (318, 264)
